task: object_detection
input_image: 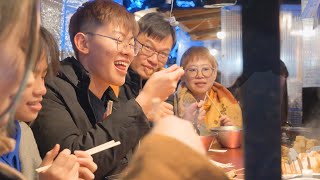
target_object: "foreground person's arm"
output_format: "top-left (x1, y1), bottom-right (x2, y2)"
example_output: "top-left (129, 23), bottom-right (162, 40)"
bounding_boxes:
top-left (122, 116), bottom-right (229, 180)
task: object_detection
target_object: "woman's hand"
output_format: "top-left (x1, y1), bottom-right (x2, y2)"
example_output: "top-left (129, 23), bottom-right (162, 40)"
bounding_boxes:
top-left (39, 144), bottom-right (79, 180)
top-left (219, 115), bottom-right (234, 126)
top-left (74, 150), bottom-right (97, 180)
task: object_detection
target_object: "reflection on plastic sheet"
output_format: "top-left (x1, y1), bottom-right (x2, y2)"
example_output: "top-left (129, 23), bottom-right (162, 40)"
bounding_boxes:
top-left (220, 5), bottom-right (242, 87)
top-left (302, 19), bottom-right (320, 87)
top-left (221, 5), bottom-right (306, 125)
top-left (280, 5), bottom-right (303, 126)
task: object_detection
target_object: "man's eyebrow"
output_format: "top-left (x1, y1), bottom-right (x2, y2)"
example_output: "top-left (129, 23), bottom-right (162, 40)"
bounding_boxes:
top-left (144, 39), bottom-right (171, 52)
top-left (112, 30), bottom-right (134, 39)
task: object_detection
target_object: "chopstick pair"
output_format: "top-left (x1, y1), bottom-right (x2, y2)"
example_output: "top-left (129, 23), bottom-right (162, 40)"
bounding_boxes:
top-left (205, 92), bottom-right (222, 117)
top-left (35, 140), bottom-right (121, 173)
top-left (86, 140), bottom-right (120, 155)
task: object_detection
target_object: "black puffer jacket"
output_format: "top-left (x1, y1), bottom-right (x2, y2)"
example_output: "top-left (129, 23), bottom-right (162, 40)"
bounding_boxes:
top-left (32, 57), bottom-right (150, 179)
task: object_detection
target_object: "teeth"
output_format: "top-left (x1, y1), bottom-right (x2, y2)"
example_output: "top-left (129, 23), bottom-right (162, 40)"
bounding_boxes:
top-left (114, 61), bottom-right (128, 67)
top-left (28, 102), bottom-right (37, 105)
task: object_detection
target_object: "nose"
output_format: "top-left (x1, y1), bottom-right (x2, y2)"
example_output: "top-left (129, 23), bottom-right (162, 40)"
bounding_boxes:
top-left (195, 69), bottom-right (205, 78)
top-left (26, 73), bottom-right (35, 88)
top-left (147, 53), bottom-right (158, 67)
top-left (34, 80), bottom-right (47, 97)
top-left (119, 43), bottom-right (134, 57)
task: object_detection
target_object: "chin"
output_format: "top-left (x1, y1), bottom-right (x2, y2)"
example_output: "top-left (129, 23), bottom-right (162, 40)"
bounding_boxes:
top-left (112, 78), bottom-right (126, 86)
top-left (193, 89), bottom-right (207, 96)
top-left (141, 74), bottom-right (150, 80)
top-left (20, 115), bottom-right (37, 123)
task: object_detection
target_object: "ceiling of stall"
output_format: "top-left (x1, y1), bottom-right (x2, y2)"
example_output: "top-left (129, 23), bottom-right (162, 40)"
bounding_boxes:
top-left (133, 0), bottom-right (300, 41)
top-left (134, 6), bottom-right (224, 41)
top-left (171, 7), bottom-right (221, 41)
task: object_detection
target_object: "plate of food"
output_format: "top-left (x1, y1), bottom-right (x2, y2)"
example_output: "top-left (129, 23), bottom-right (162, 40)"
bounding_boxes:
top-left (282, 135), bottom-right (320, 179)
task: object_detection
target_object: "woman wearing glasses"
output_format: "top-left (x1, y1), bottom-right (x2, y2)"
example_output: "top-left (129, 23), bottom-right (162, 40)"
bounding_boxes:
top-left (175, 46), bottom-right (242, 135)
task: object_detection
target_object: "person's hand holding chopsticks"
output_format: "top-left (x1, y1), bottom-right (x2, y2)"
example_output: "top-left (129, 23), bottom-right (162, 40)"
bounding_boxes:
top-left (136, 64), bottom-right (184, 114)
top-left (38, 144), bottom-right (81, 180)
top-left (74, 150), bottom-right (98, 180)
top-left (36, 140), bottom-right (120, 178)
top-left (219, 115), bottom-right (234, 126)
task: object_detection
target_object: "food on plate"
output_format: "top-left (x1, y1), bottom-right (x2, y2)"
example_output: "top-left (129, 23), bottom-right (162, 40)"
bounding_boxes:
top-left (282, 136), bottom-right (320, 174)
top-left (292, 136), bottom-right (319, 153)
top-left (282, 145), bottom-right (290, 156)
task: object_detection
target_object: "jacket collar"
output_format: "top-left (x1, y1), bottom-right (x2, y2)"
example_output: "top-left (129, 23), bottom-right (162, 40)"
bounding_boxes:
top-left (58, 57), bottom-right (90, 88)
top-left (126, 68), bottom-right (148, 90)
top-left (126, 68), bottom-right (141, 87)
top-left (58, 57), bottom-right (119, 102)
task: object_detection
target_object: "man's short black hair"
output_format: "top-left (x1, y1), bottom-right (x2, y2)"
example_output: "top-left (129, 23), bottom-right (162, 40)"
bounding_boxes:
top-left (138, 12), bottom-right (176, 48)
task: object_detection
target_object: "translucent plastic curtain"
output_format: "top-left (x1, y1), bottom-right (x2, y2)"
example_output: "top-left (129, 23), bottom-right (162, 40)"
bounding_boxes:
top-left (220, 5), bottom-right (310, 125)
top-left (220, 5), bottom-right (242, 88)
top-left (280, 5), bottom-right (303, 126)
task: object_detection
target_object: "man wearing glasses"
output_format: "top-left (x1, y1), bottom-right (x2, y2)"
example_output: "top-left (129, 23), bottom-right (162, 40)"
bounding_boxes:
top-left (32, 1), bottom-right (183, 179)
top-left (120, 12), bottom-right (177, 120)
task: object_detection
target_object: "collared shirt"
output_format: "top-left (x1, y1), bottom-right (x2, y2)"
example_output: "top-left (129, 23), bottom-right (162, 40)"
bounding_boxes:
top-left (89, 88), bottom-right (118, 123)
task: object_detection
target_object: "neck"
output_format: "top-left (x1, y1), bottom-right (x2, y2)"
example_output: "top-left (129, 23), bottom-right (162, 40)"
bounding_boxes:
top-left (80, 57), bottom-right (110, 99)
top-left (89, 75), bottom-right (109, 99)
top-left (194, 93), bottom-right (206, 102)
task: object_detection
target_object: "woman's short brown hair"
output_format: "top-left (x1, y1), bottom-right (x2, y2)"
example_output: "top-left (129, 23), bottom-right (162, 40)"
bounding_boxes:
top-left (180, 46), bottom-right (218, 69)
top-left (69, 0), bottom-right (139, 58)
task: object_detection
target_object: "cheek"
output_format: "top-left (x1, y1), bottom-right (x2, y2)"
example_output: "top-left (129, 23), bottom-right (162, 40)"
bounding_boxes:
top-left (92, 48), bottom-right (116, 68)
top-left (208, 76), bottom-right (215, 85)
top-left (184, 79), bottom-right (194, 90)
top-left (130, 57), bottom-right (139, 68)
top-left (184, 76), bottom-right (194, 85)
top-left (136, 55), bottom-right (146, 66)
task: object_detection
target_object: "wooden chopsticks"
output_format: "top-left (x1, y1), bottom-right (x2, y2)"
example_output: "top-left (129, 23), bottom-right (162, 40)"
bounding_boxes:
top-left (205, 92), bottom-right (222, 117)
top-left (35, 140), bottom-right (121, 173)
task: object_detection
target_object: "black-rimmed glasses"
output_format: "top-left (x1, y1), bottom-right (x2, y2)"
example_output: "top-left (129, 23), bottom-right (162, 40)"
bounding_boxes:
top-left (85, 32), bottom-right (141, 56)
top-left (135, 39), bottom-right (170, 63)
top-left (186, 66), bottom-right (215, 78)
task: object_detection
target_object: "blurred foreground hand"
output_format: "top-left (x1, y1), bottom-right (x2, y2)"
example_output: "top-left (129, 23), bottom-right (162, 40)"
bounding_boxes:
top-left (152, 115), bottom-right (205, 155)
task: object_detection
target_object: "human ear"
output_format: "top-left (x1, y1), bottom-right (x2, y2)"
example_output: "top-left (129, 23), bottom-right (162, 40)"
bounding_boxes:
top-left (74, 32), bottom-right (89, 55)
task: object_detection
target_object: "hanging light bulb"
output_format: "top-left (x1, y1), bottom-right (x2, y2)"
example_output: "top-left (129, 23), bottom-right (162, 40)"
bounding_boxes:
top-left (209, 48), bottom-right (218, 56)
top-left (216, 31), bottom-right (226, 39)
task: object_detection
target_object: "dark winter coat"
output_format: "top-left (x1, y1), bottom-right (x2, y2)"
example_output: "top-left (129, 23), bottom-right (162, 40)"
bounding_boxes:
top-left (32, 57), bottom-right (150, 179)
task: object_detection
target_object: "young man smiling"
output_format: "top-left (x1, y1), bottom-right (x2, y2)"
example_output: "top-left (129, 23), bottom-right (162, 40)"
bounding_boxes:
top-left (32, 1), bottom-right (183, 179)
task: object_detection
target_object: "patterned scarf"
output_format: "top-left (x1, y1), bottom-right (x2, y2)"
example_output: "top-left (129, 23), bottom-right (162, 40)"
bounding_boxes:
top-left (175, 82), bottom-right (242, 135)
